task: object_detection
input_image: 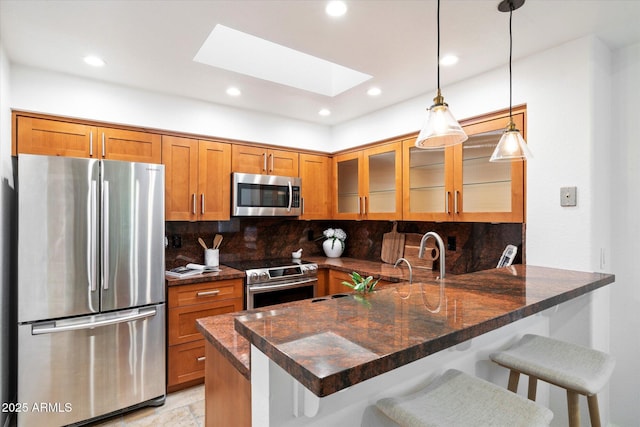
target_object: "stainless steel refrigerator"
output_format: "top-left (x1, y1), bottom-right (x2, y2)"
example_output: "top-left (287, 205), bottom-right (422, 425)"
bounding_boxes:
top-left (17, 154), bottom-right (166, 427)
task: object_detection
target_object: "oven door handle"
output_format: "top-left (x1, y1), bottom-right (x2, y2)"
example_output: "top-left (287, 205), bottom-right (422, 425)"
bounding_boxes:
top-left (248, 277), bottom-right (317, 293)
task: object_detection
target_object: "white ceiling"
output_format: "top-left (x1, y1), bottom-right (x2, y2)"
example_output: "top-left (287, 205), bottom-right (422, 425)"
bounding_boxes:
top-left (1, 0), bottom-right (639, 126)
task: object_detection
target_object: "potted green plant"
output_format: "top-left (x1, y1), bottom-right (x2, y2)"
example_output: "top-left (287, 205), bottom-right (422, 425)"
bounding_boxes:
top-left (342, 271), bottom-right (379, 294)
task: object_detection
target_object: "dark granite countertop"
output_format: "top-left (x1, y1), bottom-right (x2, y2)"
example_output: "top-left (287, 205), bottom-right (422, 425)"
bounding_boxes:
top-left (165, 265), bottom-right (245, 286)
top-left (304, 256), bottom-right (440, 282)
top-left (196, 313), bottom-right (251, 379)
top-left (232, 265), bottom-right (614, 397)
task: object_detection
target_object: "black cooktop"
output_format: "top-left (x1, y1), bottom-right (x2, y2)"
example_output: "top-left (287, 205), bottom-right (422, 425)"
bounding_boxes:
top-left (223, 258), bottom-right (312, 271)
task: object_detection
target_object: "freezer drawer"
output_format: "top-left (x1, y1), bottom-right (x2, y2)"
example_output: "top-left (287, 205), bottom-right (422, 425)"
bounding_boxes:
top-left (17, 304), bottom-right (166, 427)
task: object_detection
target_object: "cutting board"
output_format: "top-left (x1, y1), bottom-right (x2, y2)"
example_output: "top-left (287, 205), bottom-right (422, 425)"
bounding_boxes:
top-left (403, 233), bottom-right (439, 270)
top-left (381, 222), bottom-right (405, 264)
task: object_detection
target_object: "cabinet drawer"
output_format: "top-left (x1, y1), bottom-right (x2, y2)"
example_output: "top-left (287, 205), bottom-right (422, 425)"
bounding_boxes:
top-left (168, 279), bottom-right (243, 308)
top-left (168, 298), bottom-right (242, 345)
top-left (168, 340), bottom-right (206, 387)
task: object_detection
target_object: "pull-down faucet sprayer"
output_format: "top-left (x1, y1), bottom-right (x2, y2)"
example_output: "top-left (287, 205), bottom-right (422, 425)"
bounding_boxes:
top-left (418, 231), bottom-right (446, 279)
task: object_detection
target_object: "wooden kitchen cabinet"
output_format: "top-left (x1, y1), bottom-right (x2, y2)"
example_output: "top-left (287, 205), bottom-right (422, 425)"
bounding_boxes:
top-left (299, 153), bottom-right (332, 219)
top-left (163, 135), bottom-right (231, 221)
top-left (16, 116), bottom-right (95, 158)
top-left (167, 279), bottom-right (243, 392)
top-left (99, 127), bottom-right (161, 163)
top-left (403, 106), bottom-right (526, 223)
top-left (15, 115), bottom-right (161, 163)
top-left (232, 144), bottom-right (299, 176)
top-left (333, 141), bottom-right (402, 220)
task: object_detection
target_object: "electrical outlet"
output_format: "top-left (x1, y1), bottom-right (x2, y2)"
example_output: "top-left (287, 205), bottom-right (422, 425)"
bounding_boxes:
top-left (447, 236), bottom-right (456, 251)
top-left (171, 235), bottom-right (182, 248)
top-left (560, 186), bottom-right (577, 207)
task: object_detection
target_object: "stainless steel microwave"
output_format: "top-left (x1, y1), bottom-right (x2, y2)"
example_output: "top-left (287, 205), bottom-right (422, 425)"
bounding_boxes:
top-left (232, 172), bottom-right (301, 216)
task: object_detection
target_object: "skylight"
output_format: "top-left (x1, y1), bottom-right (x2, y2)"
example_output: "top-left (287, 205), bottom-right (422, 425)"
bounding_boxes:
top-left (193, 25), bottom-right (372, 97)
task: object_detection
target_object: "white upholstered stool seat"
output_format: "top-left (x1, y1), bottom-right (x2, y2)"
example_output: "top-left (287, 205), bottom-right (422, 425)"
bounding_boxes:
top-left (375, 369), bottom-right (553, 427)
top-left (490, 334), bottom-right (615, 427)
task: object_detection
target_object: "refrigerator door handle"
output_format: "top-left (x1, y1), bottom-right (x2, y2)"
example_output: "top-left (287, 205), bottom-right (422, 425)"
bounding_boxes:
top-left (102, 181), bottom-right (110, 290)
top-left (90, 181), bottom-right (98, 292)
top-left (31, 308), bottom-right (157, 335)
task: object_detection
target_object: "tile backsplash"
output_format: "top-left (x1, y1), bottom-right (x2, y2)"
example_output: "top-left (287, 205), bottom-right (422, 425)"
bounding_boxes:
top-left (165, 219), bottom-right (524, 275)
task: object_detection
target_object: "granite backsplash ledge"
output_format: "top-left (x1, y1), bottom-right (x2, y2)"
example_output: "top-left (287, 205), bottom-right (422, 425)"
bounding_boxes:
top-left (165, 219), bottom-right (525, 274)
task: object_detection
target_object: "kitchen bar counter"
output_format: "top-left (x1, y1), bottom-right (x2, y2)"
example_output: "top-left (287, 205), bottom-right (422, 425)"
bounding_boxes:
top-left (232, 265), bottom-right (614, 397)
top-left (194, 257), bottom-right (422, 380)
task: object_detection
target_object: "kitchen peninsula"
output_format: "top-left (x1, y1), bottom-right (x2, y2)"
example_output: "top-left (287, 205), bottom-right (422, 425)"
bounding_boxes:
top-left (197, 264), bottom-right (614, 427)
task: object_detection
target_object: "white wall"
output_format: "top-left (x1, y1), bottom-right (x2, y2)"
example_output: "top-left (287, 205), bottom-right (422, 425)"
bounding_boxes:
top-left (0, 39), bottom-right (15, 427)
top-left (10, 65), bottom-right (331, 151)
top-left (609, 41), bottom-right (640, 427)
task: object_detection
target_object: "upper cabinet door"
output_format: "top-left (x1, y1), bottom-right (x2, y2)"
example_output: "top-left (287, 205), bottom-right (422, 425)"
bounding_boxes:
top-left (198, 140), bottom-right (231, 221)
top-left (362, 142), bottom-right (402, 220)
top-left (402, 138), bottom-right (454, 221)
top-left (163, 135), bottom-right (199, 221)
top-left (333, 151), bottom-right (363, 220)
top-left (16, 116), bottom-right (96, 158)
top-left (454, 108), bottom-right (526, 222)
top-left (299, 153), bottom-right (332, 220)
top-left (232, 145), bottom-right (299, 176)
top-left (100, 127), bottom-right (162, 164)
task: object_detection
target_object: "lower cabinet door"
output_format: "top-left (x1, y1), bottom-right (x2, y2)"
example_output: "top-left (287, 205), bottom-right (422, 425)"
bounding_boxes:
top-left (168, 340), bottom-right (206, 389)
top-left (168, 298), bottom-right (242, 346)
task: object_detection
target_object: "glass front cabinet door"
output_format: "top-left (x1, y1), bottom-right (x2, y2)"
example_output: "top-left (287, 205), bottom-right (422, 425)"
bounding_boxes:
top-left (403, 106), bottom-right (526, 223)
top-left (334, 141), bottom-right (402, 220)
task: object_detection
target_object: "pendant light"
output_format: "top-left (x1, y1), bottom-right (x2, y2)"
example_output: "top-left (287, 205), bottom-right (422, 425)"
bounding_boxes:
top-left (415, 0), bottom-right (467, 149)
top-left (490, 0), bottom-right (533, 162)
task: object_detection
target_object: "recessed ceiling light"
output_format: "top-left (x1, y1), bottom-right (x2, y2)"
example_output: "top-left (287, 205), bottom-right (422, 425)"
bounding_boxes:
top-left (326, 1), bottom-right (348, 17)
top-left (440, 55), bottom-right (459, 66)
top-left (318, 108), bottom-right (331, 116)
top-left (226, 86), bottom-right (241, 97)
top-left (367, 87), bottom-right (382, 96)
top-left (84, 55), bottom-right (105, 67)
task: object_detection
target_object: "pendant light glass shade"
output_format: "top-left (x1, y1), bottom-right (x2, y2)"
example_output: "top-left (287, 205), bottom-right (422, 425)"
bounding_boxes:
top-left (416, 91), bottom-right (468, 148)
top-left (415, 0), bottom-right (467, 149)
top-left (491, 0), bottom-right (532, 162)
top-left (490, 119), bottom-right (533, 162)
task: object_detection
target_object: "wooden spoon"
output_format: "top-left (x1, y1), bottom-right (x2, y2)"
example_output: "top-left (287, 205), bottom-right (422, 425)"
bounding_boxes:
top-left (213, 234), bottom-right (223, 249)
top-left (198, 237), bottom-right (208, 250)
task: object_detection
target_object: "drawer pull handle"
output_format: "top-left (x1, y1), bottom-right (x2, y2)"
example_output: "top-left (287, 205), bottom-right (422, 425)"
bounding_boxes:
top-left (196, 290), bottom-right (220, 297)
top-left (197, 356), bottom-right (206, 362)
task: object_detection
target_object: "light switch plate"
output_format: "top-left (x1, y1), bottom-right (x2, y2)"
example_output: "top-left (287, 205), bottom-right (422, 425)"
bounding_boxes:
top-left (560, 186), bottom-right (577, 207)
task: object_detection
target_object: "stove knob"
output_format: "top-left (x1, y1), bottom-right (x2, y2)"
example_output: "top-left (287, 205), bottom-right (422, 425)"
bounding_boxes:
top-left (307, 265), bottom-right (317, 272)
top-left (249, 272), bottom-right (259, 282)
top-left (260, 272), bottom-right (269, 281)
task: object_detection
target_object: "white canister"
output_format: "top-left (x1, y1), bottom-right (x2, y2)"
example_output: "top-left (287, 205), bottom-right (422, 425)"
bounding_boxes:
top-left (204, 248), bottom-right (219, 267)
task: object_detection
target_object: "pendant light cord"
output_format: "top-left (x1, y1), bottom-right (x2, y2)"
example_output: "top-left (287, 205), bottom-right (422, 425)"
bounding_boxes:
top-left (437, 0), bottom-right (441, 91)
top-left (509, 4), bottom-right (513, 119)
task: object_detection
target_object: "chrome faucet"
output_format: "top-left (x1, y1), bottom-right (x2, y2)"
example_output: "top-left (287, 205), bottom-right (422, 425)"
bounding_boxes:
top-left (418, 231), bottom-right (446, 279)
top-left (393, 257), bottom-right (413, 284)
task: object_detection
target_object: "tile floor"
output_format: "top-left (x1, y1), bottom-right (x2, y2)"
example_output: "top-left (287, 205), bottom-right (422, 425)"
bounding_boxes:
top-left (88, 385), bottom-right (204, 427)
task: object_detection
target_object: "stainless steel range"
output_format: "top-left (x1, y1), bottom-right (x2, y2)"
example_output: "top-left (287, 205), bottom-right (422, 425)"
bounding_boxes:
top-left (224, 259), bottom-right (318, 309)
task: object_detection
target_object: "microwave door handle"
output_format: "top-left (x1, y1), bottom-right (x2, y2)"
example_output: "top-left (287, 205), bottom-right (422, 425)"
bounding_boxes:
top-left (287, 181), bottom-right (293, 212)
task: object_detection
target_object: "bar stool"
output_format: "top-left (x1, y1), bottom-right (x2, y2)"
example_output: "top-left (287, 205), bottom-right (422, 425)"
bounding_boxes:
top-left (375, 369), bottom-right (553, 426)
top-left (490, 334), bottom-right (615, 427)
